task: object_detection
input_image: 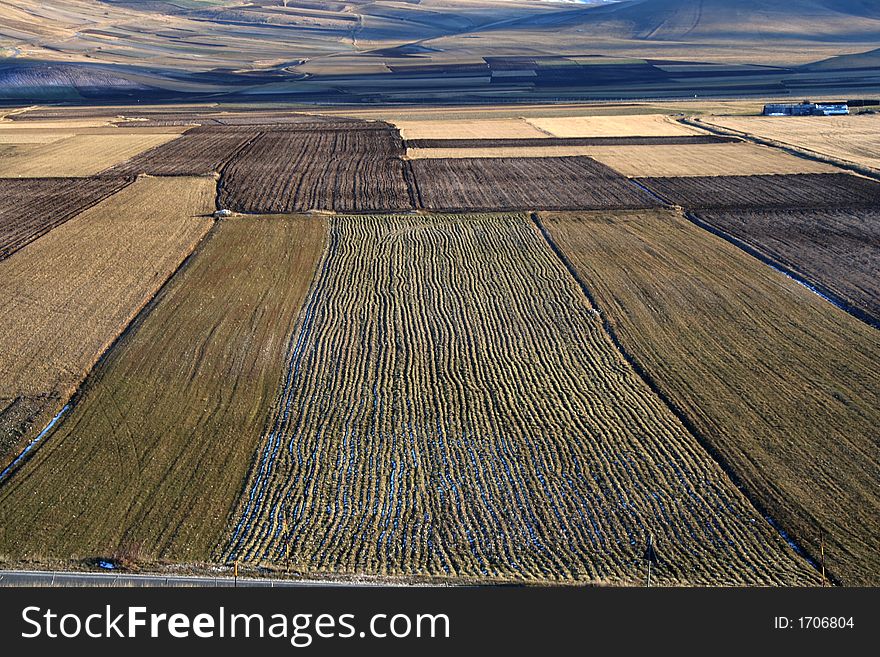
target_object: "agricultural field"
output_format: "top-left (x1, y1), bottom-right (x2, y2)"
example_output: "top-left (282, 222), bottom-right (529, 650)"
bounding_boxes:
top-left (583, 143), bottom-right (838, 177)
top-left (219, 129), bottom-right (414, 213)
top-left (0, 132), bottom-right (71, 143)
top-left (222, 212), bottom-right (819, 585)
top-left (0, 214), bottom-right (326, 561)
top-left (0, 176), bottom-right (214, 473)
top-left (109, 130), bottom-right (259, 176)
top-left (638, 173), bottom-right (880, 209)
top-left (408, 145), bottom-right (621, 160)
top-left (694, 208), bottom-right (880, 324)
top-left (0, 177), bottom-right (131, 260)
top-left (405, 136), bottom-right (738, 148)
top-left (541, 209), bottom-right (880, 586)
top-left (410, 157), bottom-right (661, 211)
top-left (0, 133), bottom-right (181, 177)
top-left (702, 113), bottom-right (880, 172)
top-left (524, 114), bottom-right (701, 138)
top-left (392, 118), bottom-right (548, 140)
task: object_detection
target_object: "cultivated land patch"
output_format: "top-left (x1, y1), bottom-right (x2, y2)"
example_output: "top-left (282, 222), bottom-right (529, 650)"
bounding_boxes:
top-left (222, 212), bottom-right (819, 585)
top-left (410, 157), bottom-right (661, 211)
top-left (392, 118), bottom-right (548, 140)
top-left (406, 136), bottom-right (738, 149)
top-left (0, 133), bottom-right (181, 177)
top-left (696, 208), bottom-right (880, 325)
top-left (0, 176), bottom-right (214, 473)
top-left (541, 209), bottom-right (880, 586)
top-left (0, 132), bottom-right (72, 144)
top-left (0, 214), bottom-right (326, 562)
top-left (638, 173), bottom-right (880, 209)
top-left (525, 114), bottom-right (702, 138)
top-left (703, 114), bottom-right (880, 172)
top-left (0, 177), bottom-right (131, 260)
top-left (219, 129), bottom-right (414, 213)
top-left (584, 143), bottom-right (838, 177)
top-left (109, 130), bottom-right (260, 176)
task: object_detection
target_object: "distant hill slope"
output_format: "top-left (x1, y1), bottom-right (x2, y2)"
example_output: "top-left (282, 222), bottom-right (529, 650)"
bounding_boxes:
top-left (505, 0), bottom-right (880, 41)
top-left (803, 47), bottom-right (880, 71)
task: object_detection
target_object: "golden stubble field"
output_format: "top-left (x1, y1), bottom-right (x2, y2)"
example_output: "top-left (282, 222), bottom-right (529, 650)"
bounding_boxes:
top-left (0, 214), bottom-right (326, 563)
top-left (702, 113), bottom-right (880, 172)
top-left (0, 133), bottom-right (182, 177)
top-left (542, 209), bottom-right (880, 586)
top-left (0, 176), bottom-right (215, 471)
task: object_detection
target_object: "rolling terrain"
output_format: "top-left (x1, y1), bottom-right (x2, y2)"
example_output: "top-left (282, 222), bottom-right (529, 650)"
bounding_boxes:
top-left (2, 0), bottom-right (880, 101)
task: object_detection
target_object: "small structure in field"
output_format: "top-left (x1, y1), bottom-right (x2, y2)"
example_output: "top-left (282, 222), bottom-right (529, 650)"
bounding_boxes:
top-left (763, 101), bottom-right (849, 116)
top-left (213, 208), bottom-right (232, 219)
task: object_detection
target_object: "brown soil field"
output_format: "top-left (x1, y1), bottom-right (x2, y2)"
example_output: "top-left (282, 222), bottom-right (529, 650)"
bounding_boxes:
top-left (406, 136), bottom-right (738, 148)
top-left (109, 130), bottom-right (260, 175)
top-left (220, 130), bottom-right (414, 213)
top-left (638, 173), bottom-right (880, 209)
top-left (0, 214), bottom-right (326, 562)
top-left (0, 176), bottom-right (214, 473)
top-left (541, 209), bottom-right (880, 586)
top-left (703, 114), bottom-right (880, 172)
top-left (525, 114), bottom-right (703, 138)
top-left (0, 177), bottom-right (131, 260)
top-left (0, 134), bottom-right (181, 177)
top-left (410, 157), bottom-right (661, 211)
top-left (585, 143), bottom-right (838, 177)
top-left (392, 118), bottom-right (549, 140)
top-left (221, 212), bottom-right (818, 585)
top-left (694, 208), bottom-right (880, 325)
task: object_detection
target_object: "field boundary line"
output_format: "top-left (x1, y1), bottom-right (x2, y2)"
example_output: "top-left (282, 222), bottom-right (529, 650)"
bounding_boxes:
top-left (0, 176), bottom-right (134, 262)
top-left (683, 211), bottom-right (879, 330)
top-left (680, 117), bottom-right (880, 183)
top-left (0, 219), bottom-right (220, 488)
top-left (529, 211), bottom-right (839, 585)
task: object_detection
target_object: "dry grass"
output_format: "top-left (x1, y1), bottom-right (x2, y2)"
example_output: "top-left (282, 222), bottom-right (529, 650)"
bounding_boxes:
top-left (0, 176), bottom-right (214, 470)
top-left (407, 146), bottom-right (603, 159)
top-left (525, 114), bottom-right (703, 138)
top-left (542, 209), bottom-right (880, 586)
top-left (0, 134), bottom-right (181, 177)
top-left (584, 143), bottom-right (839, 177)
top-left (0, 132), bottom-right (73, 144)
top-left (392, 118), bottom-right (548, 140)
top-left (221, 212), bottom-right (819, 585)
top-left (0, 214), bottom-right (326, 562)
top-left (703, 114), bottom-right (880, 172)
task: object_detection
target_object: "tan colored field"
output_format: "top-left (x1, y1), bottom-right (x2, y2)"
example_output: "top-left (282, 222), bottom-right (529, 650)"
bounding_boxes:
top-left (0, 214), bottom-right (326, 562)
top-left (407, 145), bottom-right (599, 159)
top-left (0, 133), bottom-right (182, 177)
top-left (0, 132), bottom-right (72, 144)
top-left (392, 118), bottom-right (548, 140)
top-left (702, 114), bottom-right (880, 172)
top-left (0, 119), bottom-right (117, 130)
top-left (542, 209), bottom-right (880, 586)
top-left (525, 114), bottom-right (702, 138)
top-left (0, 176), bottom-right (214, 471)
top-left (585, 142), bottom-right (839, 177)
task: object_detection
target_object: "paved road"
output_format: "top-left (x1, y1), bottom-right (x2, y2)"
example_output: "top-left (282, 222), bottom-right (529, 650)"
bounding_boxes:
top-left (0, 569), bottom-right (357, 587)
